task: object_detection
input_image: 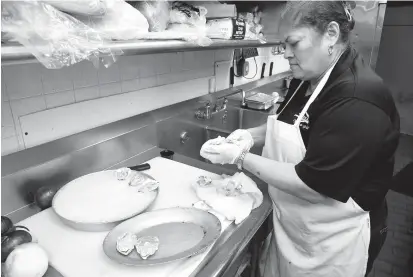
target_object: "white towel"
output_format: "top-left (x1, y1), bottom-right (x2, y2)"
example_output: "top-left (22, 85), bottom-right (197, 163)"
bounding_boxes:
top-left (200, 136), bottom-right (251, 165)
top-left (192, 172), bottom-right (263, 224)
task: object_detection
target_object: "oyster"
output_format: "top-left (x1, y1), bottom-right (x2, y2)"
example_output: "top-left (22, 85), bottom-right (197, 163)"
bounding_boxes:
top-left (114, 167), bottom-right (132, 181)
top-left (128, 172), bottom-right (159, 192)
top-left (216, 180), bottom-right (243, 197)
top-left (137, 180), bottom-right (159, 193)
top-left (197, 176), bottom-right (212, 187)
top-left (116, 232), bottom-right (137, 256)
top-left (135, 236), bottom-right (160, 260)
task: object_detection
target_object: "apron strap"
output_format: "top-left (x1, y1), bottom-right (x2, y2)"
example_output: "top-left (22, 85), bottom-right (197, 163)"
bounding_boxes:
top-left (293, 53), bottom-right (343, 127)
top-left (277, 80), bottom-right (305, 116)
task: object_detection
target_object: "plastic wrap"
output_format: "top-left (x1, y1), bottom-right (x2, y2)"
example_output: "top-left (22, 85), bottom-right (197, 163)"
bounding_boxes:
top-left (74, 0), bottom-right (149, 41)
top-left (130, 0), bottom-right (170, 32)
top-left (170, 2), bottom-right (207, 27)
top-left (238, 12), bottom-right (266, 42)
top-left (1, 1), bottom-right (122, 69)
top-left (41, 0), bottom-right (109, 16)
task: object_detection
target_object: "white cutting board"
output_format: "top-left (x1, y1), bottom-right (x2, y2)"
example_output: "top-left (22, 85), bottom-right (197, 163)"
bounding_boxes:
top-left (18, 157), bottom-right (232, 277)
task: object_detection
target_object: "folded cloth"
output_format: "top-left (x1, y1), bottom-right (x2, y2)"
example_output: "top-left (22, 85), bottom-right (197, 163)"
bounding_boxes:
top-left (200, 136), bottom-right (250, 164)
top-left (192, 172), bottom-right (263, 224)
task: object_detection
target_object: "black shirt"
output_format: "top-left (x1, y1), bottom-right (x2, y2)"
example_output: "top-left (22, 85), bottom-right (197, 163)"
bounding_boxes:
top-left (277, 47), bottom-right (400, 227)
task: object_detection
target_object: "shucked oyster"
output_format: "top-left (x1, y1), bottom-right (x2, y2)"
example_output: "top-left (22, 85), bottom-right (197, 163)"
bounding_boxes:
top-left (197, 176), bottom-right (212, 187)
top-left (128, 172), bottom-right (159, 192)
top-left (114, 167), bottom-right (132, 181)
top-left (216, 180), bottom-right (243, 197)
top-left (135, 236), bottom-right (160, 260)
top-left (116, 232), bottom-right (138, 256)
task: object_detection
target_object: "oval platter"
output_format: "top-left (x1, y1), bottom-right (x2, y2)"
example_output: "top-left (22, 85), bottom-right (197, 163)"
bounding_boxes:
top-left (52, 170), bottom-right (158, 231)
top-left (103, 207), bottom-right (222, 266)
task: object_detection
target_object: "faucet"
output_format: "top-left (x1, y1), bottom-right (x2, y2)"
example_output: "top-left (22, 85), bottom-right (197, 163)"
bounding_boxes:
top-left (195, 98), bottom-right (227, 120)
top-left (213, 97), bottom-right (228, 113)
top-left (195, 100), bottom-right (212, 120)
top-left (194, 89), bottom-right (247, 120)
top-left (219, 89), bottom-right (247, 108)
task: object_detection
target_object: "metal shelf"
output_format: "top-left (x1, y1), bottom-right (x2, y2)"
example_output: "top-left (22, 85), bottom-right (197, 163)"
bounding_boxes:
top-left (1, 39), bottom-right (282, 65)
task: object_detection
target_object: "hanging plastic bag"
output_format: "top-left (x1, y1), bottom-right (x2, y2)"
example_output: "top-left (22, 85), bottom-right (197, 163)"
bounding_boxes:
top-left (41, 0), bottom-right (109, 16)
top-left (73, 0), bottom-right (149, 41)
top-left (129, 0), bottom-right (170, 32)
top-left (170, 2), bottom-right (207, 27)
top-left (1, 1), bottom-right (122, 69)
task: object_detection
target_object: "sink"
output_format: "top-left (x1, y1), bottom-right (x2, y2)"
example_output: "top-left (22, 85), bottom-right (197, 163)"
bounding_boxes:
top-left (157, 106), bottom-right (270, 163)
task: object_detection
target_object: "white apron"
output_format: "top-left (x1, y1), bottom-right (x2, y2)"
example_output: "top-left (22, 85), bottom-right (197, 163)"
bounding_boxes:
top-left (259, 63), bottom-right (370, 277)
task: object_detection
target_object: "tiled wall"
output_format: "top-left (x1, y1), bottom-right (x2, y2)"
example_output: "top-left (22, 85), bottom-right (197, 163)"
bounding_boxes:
top-left (1, 48), bottom-right (289, 156)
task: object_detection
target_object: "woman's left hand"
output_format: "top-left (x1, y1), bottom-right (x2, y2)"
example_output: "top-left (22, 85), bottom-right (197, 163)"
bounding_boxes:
top-left (200, 139), bottom-right (243, 165)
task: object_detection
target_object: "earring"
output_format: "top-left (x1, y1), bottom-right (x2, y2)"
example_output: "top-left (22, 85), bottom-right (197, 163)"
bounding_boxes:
top-left (328, 45), bottom-right (333, 55)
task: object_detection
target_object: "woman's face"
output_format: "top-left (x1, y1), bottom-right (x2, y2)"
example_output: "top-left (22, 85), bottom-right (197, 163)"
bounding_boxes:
top-left (280, 23), bottom-right (338, 81)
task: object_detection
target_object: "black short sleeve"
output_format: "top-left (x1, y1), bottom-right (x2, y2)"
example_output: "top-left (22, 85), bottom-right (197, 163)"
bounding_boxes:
top-left (295, 97), bottom-right (392, 203)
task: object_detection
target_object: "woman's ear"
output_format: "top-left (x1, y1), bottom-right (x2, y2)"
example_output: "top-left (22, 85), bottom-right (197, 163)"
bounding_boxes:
top-left (325, 21), bottom-right (340, 45)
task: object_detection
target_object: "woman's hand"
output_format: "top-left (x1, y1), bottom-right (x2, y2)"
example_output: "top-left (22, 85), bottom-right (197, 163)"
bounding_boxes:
top-left (226, 129), bottom-right (254, 150)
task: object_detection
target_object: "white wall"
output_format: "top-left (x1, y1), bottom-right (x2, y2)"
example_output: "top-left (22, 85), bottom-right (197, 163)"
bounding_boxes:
top-left (1, 47), bottom-right (289, 156)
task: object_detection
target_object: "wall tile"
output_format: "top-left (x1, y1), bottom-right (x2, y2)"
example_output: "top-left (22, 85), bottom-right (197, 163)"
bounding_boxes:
top-left (42, 66), bottom-right (74, 94)
top-left (121, 78), bottom-right (140, 93)
top-left (99, 82), bottom-right (122, 97)
top-left (2, 64), bottom-right (44, 100)
top-left (137, 76), bottom-right (157, 90)
top-left (194, 51), bottom-right (215, 70)
top-left (10, 96), bottom-right (47, 120)
top-left (74, 86), bottom-right (100, 102)
top-left (153, 53), bottom-right (171, 75)
top-left (2, 69), bottom-right (8, 102)
top-left (214, 49), bottom-right (233, 62)
top-left (2, 126), bottom-right (16, 139)
top-left (45, 90), bottom-right (75, 109)
top-left (119, 55), bottom-right (140, 81)
top-left (72, 61), bottom-right (98, 89)
top-left (137, 55), bottom-right (155, 78)
top-left (98, 63), bottom-right (120, 84)
top-left (182, 52), bottom-right (197, 71)
top-left (169, 52), bottom-right (184, 73)
top-left (2, 101), bottom-right (14, 126)
top-left (1, 136), bottom-right (19, 156)
top-left (9, 96), bottom-right (46, 151)
top-left (157, 67), bottom-right (214, 86)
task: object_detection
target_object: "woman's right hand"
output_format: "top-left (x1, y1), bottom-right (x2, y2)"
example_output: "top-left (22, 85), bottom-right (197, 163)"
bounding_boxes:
top-left (226, 129), bottom-right (254, 151)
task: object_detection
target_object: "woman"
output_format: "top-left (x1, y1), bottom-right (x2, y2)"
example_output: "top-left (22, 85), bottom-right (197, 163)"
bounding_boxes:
top-left (201, 1), bottom-right (400, 277)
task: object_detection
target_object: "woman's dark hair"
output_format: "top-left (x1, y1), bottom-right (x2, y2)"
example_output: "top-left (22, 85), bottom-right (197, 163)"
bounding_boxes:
top-left (282, 1), bottom-right (356, 43)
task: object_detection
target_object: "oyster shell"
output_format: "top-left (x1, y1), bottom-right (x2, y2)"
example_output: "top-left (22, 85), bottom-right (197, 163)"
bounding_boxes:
top-left (137, 180), bottom-right (159, 193)
top-left (114, 167), bottom-right (132, 181)
top-left (216, 180), bottom-right (243, 197)
top-left (116, 232), bottom-right (137, 256)
top-left (128, 172), bottom-right (159, 192)
top-left (197, 176), bottom-right (212, 187)
top-left (135, 236), bottom-right (160, 260)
